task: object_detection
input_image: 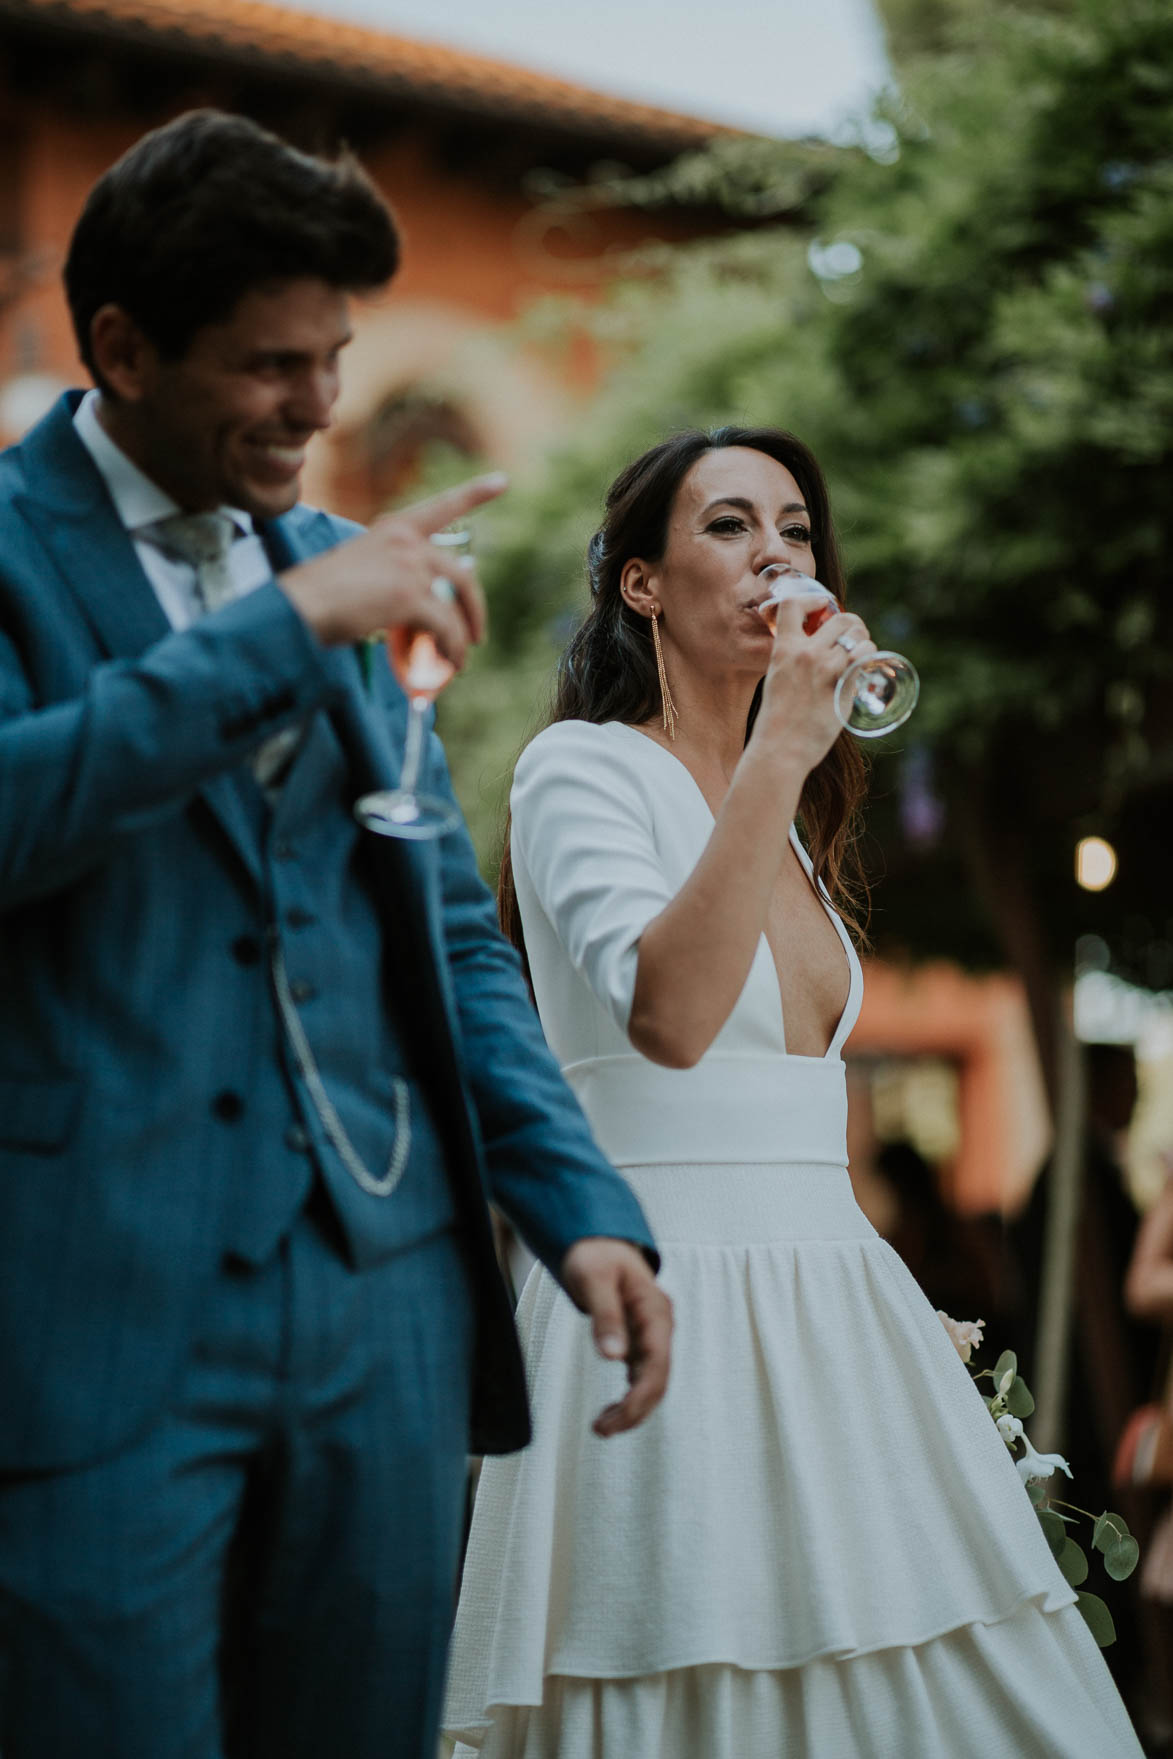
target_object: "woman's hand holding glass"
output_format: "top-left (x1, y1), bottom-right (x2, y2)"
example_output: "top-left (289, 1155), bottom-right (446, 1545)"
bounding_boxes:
top-left (757, 564), bottom-right (919, 738)
top-left (753, 576), bottom-right (877, 774)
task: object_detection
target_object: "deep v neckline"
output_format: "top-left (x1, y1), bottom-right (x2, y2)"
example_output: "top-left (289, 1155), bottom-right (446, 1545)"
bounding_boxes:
top-left (606, 721), bottom-right (860, 1061)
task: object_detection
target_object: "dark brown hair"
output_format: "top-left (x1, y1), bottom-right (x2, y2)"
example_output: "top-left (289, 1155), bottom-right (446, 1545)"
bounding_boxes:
top-left (499, 426), bottom-right (870, 968)
top-left (65, 109), bottom-right (400, 390)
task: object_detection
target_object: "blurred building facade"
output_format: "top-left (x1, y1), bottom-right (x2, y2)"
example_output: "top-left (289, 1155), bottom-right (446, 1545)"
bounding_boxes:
top-left (0, 0), bottom-right (729, 514)
top-left (849, 960), bottom-right (1051, 1217)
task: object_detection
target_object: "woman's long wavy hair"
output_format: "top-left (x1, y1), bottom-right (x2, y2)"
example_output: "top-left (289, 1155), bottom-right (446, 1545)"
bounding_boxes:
top-left (498, 427), bottom-right (870, 973)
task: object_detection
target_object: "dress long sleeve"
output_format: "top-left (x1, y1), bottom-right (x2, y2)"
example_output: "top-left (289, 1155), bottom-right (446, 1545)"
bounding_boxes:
top-left (510, 720), bottom-right (674, 1036)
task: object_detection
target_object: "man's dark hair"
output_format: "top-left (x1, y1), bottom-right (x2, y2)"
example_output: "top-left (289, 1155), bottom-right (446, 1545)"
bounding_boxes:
top-left (64, 108), bottom-right (400, 386)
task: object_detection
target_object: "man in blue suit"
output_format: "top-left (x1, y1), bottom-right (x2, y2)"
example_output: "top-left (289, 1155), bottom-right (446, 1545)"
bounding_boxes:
top-left (0, 109), bottom-right (670, 1758)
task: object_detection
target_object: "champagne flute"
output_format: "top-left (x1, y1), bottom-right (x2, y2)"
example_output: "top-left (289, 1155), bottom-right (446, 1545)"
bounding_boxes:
top-left (757, 563), bottom-right (919, 738)
top-left (354, 527), bottom-right (470, 840)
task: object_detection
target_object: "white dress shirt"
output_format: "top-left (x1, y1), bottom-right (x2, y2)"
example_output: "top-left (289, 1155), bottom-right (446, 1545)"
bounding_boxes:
top-left (73, 389), bottom-right (274, 628)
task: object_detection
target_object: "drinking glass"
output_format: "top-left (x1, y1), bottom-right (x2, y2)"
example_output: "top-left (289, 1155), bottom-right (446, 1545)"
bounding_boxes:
top-left (757, 563), bottom-right (919, 738)
top-left (354, 527), bottom-right (470, 840)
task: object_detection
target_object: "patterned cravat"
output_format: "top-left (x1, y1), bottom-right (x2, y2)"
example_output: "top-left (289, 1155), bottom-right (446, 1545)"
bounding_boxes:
top-left (142, 510), bottom-right (302, 789)
top-left (144, 511), bottom-right (239, 613)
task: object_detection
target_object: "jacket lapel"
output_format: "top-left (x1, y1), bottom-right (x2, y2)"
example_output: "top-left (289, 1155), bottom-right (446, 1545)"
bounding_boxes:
top-left (15, 399), bottom-right (265, 884)
top-left (14, 396), bottom-right (172, 658)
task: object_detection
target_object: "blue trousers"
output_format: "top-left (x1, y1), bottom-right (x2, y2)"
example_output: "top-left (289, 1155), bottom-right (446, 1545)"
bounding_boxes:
top-left (0, 1199), bottom-right (475, 1758)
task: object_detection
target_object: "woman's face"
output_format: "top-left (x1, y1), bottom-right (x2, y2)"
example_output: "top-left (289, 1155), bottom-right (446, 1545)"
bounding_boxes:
top-left (631, 445), bottom-right (818, 684)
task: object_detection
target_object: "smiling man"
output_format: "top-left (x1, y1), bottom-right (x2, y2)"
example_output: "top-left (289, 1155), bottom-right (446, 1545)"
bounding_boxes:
top-left (0, 109), bottom-right (670, 1759)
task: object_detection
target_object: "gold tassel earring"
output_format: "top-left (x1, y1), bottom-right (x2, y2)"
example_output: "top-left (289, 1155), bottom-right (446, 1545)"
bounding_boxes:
top-left (650, 607), bottom-right (680, 742)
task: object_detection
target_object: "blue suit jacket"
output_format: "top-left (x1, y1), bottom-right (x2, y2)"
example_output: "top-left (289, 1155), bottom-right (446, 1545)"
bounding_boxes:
top-left (0, 394), bottom-right (656, 1471)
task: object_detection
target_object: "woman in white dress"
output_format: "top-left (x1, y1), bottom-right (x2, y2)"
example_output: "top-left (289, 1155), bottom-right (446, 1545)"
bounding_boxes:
top-left (441, 426), bottom-right (1143, 1756)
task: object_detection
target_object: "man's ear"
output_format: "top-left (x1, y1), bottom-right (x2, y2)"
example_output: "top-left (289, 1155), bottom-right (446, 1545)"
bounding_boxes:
top-left (89, 305), bottom-right (157, 403)
top-left (619, 557), bottom-right (657, 621)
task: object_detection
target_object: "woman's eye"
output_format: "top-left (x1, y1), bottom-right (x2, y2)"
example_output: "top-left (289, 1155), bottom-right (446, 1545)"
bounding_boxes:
top-left (782, 524), bottom-right (812, 544)
top-left (708, 517), bottom-right (747, 535)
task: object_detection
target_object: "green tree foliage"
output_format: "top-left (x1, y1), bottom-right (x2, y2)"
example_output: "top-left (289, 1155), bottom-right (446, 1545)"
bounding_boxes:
top-left (440, 0), bottom-right (1173, 1065)
top-left (875, 0), bottom-right (1074, 63)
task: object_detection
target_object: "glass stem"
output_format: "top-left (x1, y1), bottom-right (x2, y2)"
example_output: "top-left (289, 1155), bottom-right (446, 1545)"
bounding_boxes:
top-left (399, 697), bottom-right (428, 797)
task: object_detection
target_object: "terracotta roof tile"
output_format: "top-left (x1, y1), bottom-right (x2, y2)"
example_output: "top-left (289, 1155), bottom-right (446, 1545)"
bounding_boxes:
top-left (2, 0), bottom-right (731, 149)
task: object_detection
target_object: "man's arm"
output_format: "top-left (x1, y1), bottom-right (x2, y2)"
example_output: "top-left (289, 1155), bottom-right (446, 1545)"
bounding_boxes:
top-left (0, 472), bottom-right (503, 910)
top-left (0, 583), bottom-right (332, 909)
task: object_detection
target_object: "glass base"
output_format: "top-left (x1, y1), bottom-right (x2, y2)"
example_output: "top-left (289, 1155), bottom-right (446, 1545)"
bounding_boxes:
top-left (354, 788), bottom-right (461, 841)
top-left (835, 653), bottom-right (920, 738)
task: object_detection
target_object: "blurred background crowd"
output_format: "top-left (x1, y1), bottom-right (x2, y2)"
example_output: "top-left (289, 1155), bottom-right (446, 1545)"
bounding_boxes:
top-left (1, 0), bottom-right (1171, 1745)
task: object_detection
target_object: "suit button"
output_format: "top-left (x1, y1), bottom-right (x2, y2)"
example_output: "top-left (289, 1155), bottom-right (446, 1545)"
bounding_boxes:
top-left (285, 1123), bottom-right (311, 1152)
top-left (212, 1090), bottom-right (245, 1123)
top-left (231, 934), bottom-right (262, 966)
top-left (273, 841), bottom-right (296, 861)
top-left (289, 979), bottom-right (317, 1003)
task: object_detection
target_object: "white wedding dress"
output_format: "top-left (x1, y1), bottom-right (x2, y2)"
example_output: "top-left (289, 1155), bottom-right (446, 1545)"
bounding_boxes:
top-left (441, 719), bottom-right (1143, 1758)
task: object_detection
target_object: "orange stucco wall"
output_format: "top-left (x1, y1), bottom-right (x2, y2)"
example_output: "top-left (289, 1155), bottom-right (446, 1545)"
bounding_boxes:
top-left (4, 111), bottom-right (142, 386)
top-left (852, 961), bottom-right (1051, 1216)
top-left (1, 100), bottom-right (699, 418)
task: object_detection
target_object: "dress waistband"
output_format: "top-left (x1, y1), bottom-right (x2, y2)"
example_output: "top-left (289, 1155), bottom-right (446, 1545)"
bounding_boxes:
top-left (561, 1053), bottom-right (848, 1168)
top-left (616, 1162), bottom-right (875, 1244)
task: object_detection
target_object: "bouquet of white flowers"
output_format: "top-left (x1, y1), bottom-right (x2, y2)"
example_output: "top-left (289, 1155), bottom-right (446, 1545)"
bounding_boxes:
top-left (938, 1313), bottom-right (1139, 1648)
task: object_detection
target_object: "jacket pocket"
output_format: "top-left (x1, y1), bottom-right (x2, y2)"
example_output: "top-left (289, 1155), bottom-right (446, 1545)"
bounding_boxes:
top-left (0, 1073), bottom-right (81, 1151)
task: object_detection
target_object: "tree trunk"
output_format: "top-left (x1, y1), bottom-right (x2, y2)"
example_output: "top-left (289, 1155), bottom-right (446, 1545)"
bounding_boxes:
top-left (1033, 1009), bottom-right (1083, 1452)
top-left (953, 775), bottom-right (1059, 1115)
top-left (954, 768), bottom-right (1079, 1447)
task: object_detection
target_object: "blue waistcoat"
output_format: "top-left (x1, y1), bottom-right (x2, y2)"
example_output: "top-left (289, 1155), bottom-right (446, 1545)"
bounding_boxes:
top-left (218, 710), bottom-right (456, 1270)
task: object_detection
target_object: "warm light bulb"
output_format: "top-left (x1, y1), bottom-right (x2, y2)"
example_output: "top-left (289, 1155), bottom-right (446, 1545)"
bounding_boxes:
top-left (1075, 836), bottom-right (1118, 892)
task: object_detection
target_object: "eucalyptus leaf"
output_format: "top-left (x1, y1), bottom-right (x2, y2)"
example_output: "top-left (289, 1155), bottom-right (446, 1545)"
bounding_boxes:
top-left (1006, 1377), bottom-right (1035, 1419)
top-left (1058, 1539), bottom-right (1089, 1587)
top-left (1037, 1509), bottom-right (1067, 1558)
top-left (1092, 1514), bottom-right (1113, 1552)
top-left (1093, 1512), bottom-right (1130, 1552)
top-left (1076, 1592), bottom-right (1116, 1649)
top-left (1026, 1478), bottom-right (1047, 1507)
top-left (1105, 1537), bottom-right (1140, 1581)
top-left (994, 1351), bottom-right (1017, 1383)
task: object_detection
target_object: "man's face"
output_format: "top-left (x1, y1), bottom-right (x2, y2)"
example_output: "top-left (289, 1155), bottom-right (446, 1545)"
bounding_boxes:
top-left (101, 277), bottom-right (353, 519)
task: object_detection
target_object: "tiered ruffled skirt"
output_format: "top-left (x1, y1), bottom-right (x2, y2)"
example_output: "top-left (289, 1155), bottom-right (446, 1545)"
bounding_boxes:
top-left (441, 1163), bottom-right (1143, 1757)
